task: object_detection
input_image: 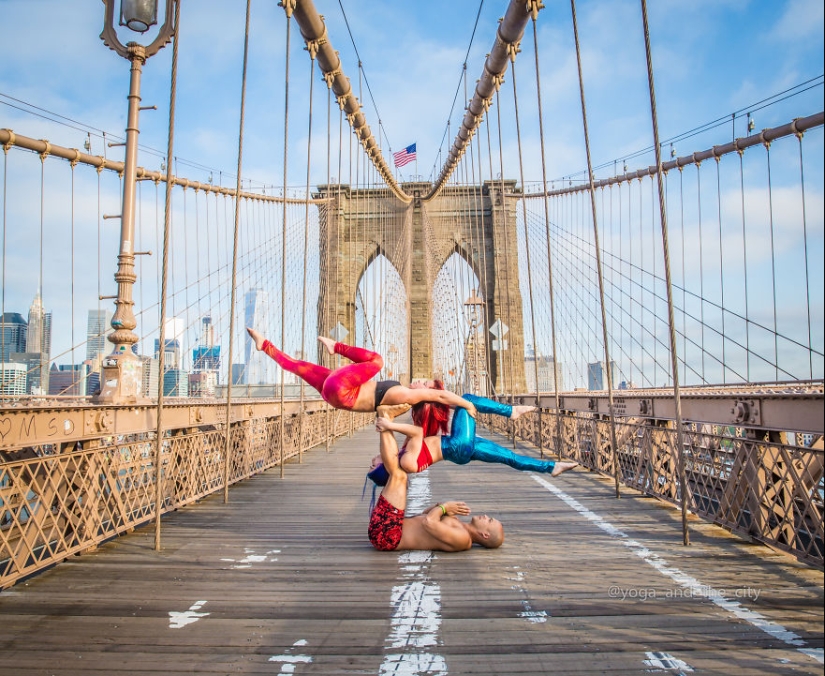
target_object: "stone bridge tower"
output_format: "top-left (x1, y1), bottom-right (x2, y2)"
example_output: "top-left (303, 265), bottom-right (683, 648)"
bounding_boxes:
top-left (315, 180), bottom-right (526, 394)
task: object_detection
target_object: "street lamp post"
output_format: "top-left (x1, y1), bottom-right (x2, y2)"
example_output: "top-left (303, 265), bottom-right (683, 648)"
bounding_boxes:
top-left (96, 0), bottom-right (175, 404)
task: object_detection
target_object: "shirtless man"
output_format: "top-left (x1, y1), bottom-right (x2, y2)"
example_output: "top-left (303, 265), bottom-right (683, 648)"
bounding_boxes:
top-left (368, 405), bottom-right (504, 553)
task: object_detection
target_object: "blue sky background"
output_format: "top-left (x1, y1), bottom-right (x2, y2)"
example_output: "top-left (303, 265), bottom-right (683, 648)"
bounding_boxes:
top-left (1, 0), bottom-right (822, 189)
top-left (0, 0), bottom-right (822, 382)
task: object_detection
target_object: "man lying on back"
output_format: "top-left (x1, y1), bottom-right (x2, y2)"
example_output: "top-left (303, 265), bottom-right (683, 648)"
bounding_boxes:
top-left (368, 404), bottom-right (504, 553)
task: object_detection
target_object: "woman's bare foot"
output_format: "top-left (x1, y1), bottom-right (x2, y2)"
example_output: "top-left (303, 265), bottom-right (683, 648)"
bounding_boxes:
top-left (247, 327), bottom-right (265, 351)
top-left (550, 461), bottom-right (579, 477)
top-left (377, 403), bottom-right (411, 420)
top-left (318, 336), bottom-right (336, 355)
top-left (511, 405), bottom-right (537, 421)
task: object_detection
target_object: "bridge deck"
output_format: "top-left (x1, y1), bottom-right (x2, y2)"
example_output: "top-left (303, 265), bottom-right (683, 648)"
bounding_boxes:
top-left (0, 424), bottom-right (822, 675)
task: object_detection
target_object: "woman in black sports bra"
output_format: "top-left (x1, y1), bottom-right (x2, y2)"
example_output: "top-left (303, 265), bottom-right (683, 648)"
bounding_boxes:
top-left (246, 327), bottom-right (477, 417)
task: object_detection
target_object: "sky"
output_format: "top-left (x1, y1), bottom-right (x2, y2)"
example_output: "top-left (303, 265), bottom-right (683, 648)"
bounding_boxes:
top-left (0, 0), bottom-right (823, 383)
top-left (1, 0), bottom-right (822, 189)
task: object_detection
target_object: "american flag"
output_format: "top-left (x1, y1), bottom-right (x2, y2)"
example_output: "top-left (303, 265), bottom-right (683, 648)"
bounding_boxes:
top-left (393, 143), bottom-right (417, 168)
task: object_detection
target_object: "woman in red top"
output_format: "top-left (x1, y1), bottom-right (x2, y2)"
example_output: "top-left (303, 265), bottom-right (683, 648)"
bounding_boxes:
top-left (246, 327), bottom-right (477, 417)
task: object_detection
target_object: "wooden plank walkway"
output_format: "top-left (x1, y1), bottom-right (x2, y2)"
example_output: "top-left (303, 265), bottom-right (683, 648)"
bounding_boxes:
top-left (0, 422), bottom-right (822, 675)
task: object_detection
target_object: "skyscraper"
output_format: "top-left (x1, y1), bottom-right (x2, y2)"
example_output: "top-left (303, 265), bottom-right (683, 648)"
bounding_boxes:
top-left (525, 345), bottom-right (563, 393)
top-left (86, 309), bottom-right (113, 362)
top-left (588, 360), bottom-right (618, 391)
top-left (1, 312), bottom-right (28, 362)
top-left (244, 289), bottom-right (272, 384)
top-left (24, 292), bottom-right (51, 394)
top-left (26, 292), bottom-right (51, 356)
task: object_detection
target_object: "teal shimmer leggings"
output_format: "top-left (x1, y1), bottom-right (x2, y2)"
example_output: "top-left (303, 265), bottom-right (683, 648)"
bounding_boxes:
top-left (440, 394), bottom-right (555, 473)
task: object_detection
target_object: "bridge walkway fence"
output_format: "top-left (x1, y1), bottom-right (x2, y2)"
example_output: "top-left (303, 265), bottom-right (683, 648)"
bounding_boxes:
top-left (0, 399), bottom-right (371, 589)
top-left (482, 393), bottom-right (824, 568)
top-left (0, 420), bottom-right (821, 675)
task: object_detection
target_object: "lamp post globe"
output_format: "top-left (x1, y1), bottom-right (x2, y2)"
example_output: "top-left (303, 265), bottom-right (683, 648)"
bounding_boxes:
top-left (95, 0), bottom-right (175, 405)
top-left (120, 0), bottom-right (158, 33)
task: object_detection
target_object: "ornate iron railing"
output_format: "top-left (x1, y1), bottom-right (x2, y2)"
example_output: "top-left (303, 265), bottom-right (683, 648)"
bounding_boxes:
top-left (483, 410), bottom-right (824, 567)
top-left (0, 404), bottom-right (371, 588)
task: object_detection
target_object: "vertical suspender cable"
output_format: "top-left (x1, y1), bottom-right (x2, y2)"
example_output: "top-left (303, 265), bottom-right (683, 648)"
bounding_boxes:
top-left (475, 123), bottom-right (494, 395)
top-left (531, 13), bottom-right (564, 457)
top-left (715, 158), bottom-right (726, 382)
top-left (324, 78), bottom-right (333, 450)
top-left (765, 141), bottom-right (779, 381)
top-left (509, 56), bottom-right (543, 455)
top-left (38, 148), bottom-right (45, 392)
top-left (639, 0), bottom-right (690, 544)
top-left (223, 0), bottom-right (251, 502)
top-left (299, 50), bottom-right (317, 464)
top-left (70, 161), bottom-right (76, 391)
top-left (279, 4), bottom-right (294, 477)
top-left (155, 0), bottom-right (181, 547)
top-left (737, 154), bottom-right (749, 381)
top-left (569, 0), bottom-right (621, 498)
top-left (1, 140), bottom-right (8, 393)
top-left (494, 90), bottom-right (516, 410)
top-left (795, 131), bottom-right (813, 379)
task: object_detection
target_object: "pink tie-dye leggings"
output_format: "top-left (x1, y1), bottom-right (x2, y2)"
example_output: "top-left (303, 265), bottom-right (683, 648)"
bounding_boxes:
top-left (261, 340), bottom-right (383, 410)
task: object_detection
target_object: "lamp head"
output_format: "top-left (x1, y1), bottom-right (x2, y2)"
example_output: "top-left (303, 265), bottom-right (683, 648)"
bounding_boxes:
top-left (120, 0), bottom-right (158, 33)
top-left (101, 0), bottom-right (174, 60)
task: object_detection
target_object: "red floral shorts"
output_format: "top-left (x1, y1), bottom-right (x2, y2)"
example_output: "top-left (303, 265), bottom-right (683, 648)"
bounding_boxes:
top-left (368, 495), bottom-right (404, 551)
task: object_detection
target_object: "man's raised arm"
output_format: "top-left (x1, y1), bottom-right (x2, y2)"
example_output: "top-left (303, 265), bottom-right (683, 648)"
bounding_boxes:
top-left (420, 501), bottom-right (472, 551)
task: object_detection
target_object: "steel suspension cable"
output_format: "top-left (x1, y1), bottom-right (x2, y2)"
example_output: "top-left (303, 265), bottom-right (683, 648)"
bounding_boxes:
top-left (736, 154), bottom-right (749, 381)
top-left (494, 89), bottom-right (516, 402)
top-left (297, 50), bottom-right (317, 463)
top-left (324, 82), bottom-right (332, 450)
top-left (223, 0), bottom-right (252, 500)
top-left (640, 0), bottom-right (690, 544)
top-left (796, 132), bottom-right (813, 379)
top-left (474, 119), bottom-right (495, 395)
top-left (279, 7), bottom-right (293, 475)
top-left (155, 0), bottom-right (181, 548)
top-left (70, 161), bottom-right (76, 390)
top-left (484, 109), bottom-right (502, 397)
top-left (570, 0), bottom-right (621, 498)
top-left (1, 141), bottom-right (7, 394)
top-left (765, 142), bottom-right (778, 381)
top-left (509, 55), bottom-right (543, 454)
top-left (520, 26), bottom-right (565, 422)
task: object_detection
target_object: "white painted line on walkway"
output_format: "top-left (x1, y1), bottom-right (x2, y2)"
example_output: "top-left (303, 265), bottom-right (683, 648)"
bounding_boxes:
top-left (507, 566), bottom-right (548, 623)
top-left (168, 600), bottom-right (209, 629)
top-left (380, 471), bottom-right (448, 676)
top-left (269, 638), bottom-right (313, 675)
top-left (643, 650), bottom-right (694, 673)
top-left (531, 474), bottom-right (823, 665)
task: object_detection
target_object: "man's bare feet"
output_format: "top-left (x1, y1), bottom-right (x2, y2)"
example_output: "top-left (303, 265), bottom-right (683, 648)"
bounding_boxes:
top-left (550, 461), bottom-right (579, 477)
top-left (246, 327), bottom-right (265, 351)
top-left (318, 336), bottom-right (336, 355)
top-left (511, 405), bottom-right (537, 421)
top-left (376, 403), bottom-right (411, 420)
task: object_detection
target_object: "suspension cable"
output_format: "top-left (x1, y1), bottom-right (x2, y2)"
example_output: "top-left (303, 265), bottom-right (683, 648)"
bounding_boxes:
top-left (509, 55), bottom-right (543, 454)
top-left (223, 0), bottom-right (252, 501)
top-left (570, 0), bottom-right (622, 498)
top-left (640, 0), bottom-right (690, 544)
top-left (530, 12), bottom-right (564, 455)
top-left (298, 48), bottom-right (317, 463)
top-left (155, 0), bottom-right (181, 548)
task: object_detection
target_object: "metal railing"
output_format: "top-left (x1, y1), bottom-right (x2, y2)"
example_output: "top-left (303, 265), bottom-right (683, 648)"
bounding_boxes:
top-left (483, 405), bottom-right (824, 567)
top-left (0, 403), bottom-right (371, 588)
